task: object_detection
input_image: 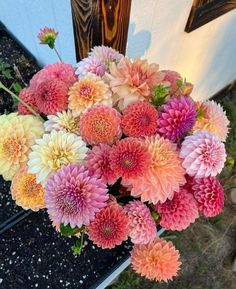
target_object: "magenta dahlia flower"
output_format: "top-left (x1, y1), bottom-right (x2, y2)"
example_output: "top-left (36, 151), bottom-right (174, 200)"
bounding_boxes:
top-left (109, 138), bottom-right (151, 179)
top-left (124, 200), bottom-right (157, 244)
top-left (84, 144), bottom-right (118, 185)
top-left (180, 131), bottom-right (226, 178)
top-left (30, 62), bottom-right (77, 89)
top-left (88, 204), bottom-right (129, 249)
top-left (121, 101), bottom-right (158, 137)
top-left (76, 57), bottom-right (106, 78)
top-left (35, 79), bottom-right (69, 115)
top-left (45, 165), bottom-right (109, 228)
top-left (191, 176), bottom-right (224, 217)
top-left (157, 96), bottom-right (197, 142)
top-left (154, 188), bottom-right (199, 231)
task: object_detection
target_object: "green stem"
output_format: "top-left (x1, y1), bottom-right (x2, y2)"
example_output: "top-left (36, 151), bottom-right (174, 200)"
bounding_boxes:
top-left (53, 47), bottom-right (63, 62)
top-left (0, 82), bottom-right (44, 122)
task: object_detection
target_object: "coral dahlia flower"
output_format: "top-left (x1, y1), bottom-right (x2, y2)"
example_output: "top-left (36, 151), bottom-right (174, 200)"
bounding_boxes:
top-left (180, 131), bottom-right (226, 178)
top-left (11, 165), bottom-right (45, 211)
top-left (131, 238), bottom-right (181, 282)
top-left (68, 74), bottom-right (112, 115)
top-left (129, 135), bottom-right (186, 204)
top-left (154, 188), bottom-right (199, 231)
top-left (88, 204), bottom-right (129, 249)
top-left (79, 105), bottom-right (122, 145)
top-left (0, 113), bottom-right (44, 181)
top-left (107, 58), bottom-right (164, 110)
top-left (38, 26), bottom-right (58, 48)
top-left (18, 87), bottom-right (39, 115)
top-left (124, 200), bottom-right (157, 244)
top-left (28, 130), bottom-right (88, 185)
top-left (45, 165), bottom-right (108, 228)
top-left (121, 101), bottom-right (158, 137)
top-left (35, 79), bottom-right (69, 115)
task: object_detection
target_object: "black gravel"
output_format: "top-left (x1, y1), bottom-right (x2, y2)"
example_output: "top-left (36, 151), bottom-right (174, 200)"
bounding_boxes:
top-left (0, 210), bottom-right (132, 289)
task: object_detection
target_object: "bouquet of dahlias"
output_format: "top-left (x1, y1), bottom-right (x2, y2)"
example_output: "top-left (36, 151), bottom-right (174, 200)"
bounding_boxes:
top-left (0, 27), bottom-right (230, 282)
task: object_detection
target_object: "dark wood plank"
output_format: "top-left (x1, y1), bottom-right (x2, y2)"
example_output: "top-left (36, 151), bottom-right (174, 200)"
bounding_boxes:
top-left (71, 0), bottom-right (132, 61)
top-left (185, 0), bottom-right (236, 33)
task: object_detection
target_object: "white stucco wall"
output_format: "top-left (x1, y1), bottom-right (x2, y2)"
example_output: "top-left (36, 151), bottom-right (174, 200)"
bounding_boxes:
top-left (127, 0), bottom-right (236, 100)
top-left (0, 0), bottom-right (76, 66)
top-left (1, 0), bottom-right (236, 99)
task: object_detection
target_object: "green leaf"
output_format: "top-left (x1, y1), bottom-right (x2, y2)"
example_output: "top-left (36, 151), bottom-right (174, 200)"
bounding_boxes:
top-left (176, 79), bottom-right (183, 88)
top-left (151, 84), bottom-right (169, 107)
top-left (151, 210), bottom-right (159, 222)
top-left (225, 155), bottom-right (234, 171)
top-left (2, 69), bottom-right (12, 79)
top-left (12, 82), bottom-right (22, 93)
top-left (60, 224), bottom-right (83, 237)
top-left (71, 231), bottom-right (85, 256)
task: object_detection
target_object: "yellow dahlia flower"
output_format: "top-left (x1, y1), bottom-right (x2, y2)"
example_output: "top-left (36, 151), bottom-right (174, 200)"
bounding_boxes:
top-left (11, 165), bottom-right (45, 211)
top-left (68, 74), bottom-right (112, 115)
top-left (0, 113), bottom-right (44, 181)
top-left (44, 110), bottom-right (80, 135)
top-left (28, 130), bottom-right (88, 185)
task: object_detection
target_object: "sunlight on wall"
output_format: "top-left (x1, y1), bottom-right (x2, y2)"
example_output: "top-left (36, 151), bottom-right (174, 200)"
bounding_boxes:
top-left (127, 0), bottom-right (236, 100)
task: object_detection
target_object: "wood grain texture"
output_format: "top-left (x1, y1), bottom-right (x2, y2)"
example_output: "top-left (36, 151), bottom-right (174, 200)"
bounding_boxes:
top-left (71, 0), bottom-right (131, 61)
top-left (185, 0), bottom-right (236, 33)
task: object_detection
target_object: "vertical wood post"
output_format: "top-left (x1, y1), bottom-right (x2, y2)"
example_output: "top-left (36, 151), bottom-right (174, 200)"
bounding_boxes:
top-left (71, 0), bottom-right (132, 61)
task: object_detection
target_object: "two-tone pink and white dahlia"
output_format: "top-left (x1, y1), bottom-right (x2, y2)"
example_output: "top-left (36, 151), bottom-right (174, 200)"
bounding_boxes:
top-left (191, 176), bottom-right (224, 217)
top-left (180, 131), bottom-right (226, 178)
top-left (124, 200), bottom-right (156, 244)
top-left (154, 188), bottom-right (199, 231)
top-left (45, 165), bottom-right (108, 228)
top-left (76, 56), bottom-right (106, 78)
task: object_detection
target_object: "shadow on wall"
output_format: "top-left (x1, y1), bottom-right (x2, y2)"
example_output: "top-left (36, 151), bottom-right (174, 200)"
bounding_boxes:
top-left (126, 22), bottom-right (151, 58)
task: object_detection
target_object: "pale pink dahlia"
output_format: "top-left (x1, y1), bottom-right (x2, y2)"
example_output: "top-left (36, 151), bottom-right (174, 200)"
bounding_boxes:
top-left (35, 79), bottom-right (69, 115)
top-left (109, 138), bottom-right (151, 179)
top-left (160, 70), bottom-right (182, 95)
top-left (157, 96), bottom-right (197, 142)
top-left (129, 135), bottom-right (186, 204)
top-left (88, 204), bottom-right (129, 249)
top-left (124, 200), bottom-right (157, 244)
top-left (107, 58), bottom-right (164, 110)
top-left (76, 56), bottom-right (106, 78)
top-left (121, 101), bottom-right (158, 137)
top-left (79, 105), bottom-right (122, 145)
top-left (89, 45), bottom-right (123, 68)
top-left (45, 165), bottom-right (108, 228)
top-left (154, 188), bottom-right (199, 231)
top-left (18, 87), bottom-right (39, 115)
top-left (191, 176), bottom-right (224, 217)
top-left (180, 131), bottom-right (226, 178)
top-left (84, 144), bottom-right (118, 185)
top-left (192, 100), bottom-right (229, 142)
top-left (131, 238), bottom-right (181, 282)
top-left (30, 62), bottom-right (77, 89)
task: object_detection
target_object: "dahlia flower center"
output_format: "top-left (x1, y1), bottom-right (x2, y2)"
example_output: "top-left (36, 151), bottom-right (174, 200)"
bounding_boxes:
top-left (3, 137), bottom-right (22, 158)
top-left (94, 119), bottom-right (110, 134)
top-left (58, 189), bottom-right (85, 215)
top-left (50, 150), bottom-right (73, 169)
top-left (80, 85), bottom-right (92, 99)
top-left (119, 153), bottom-right (137, 170)
top-left (139, 114), bottom-right (150, 126)
top-left (19, 175), bottom-right (39, 195)
top-left (101, 222), bottom-right (115, 237)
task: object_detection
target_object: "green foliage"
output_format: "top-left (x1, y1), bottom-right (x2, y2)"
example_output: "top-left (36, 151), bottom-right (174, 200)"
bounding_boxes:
top-left (60, 224), bottom-right (84, 237)
top-left (109, 270), bottom-right (140, 289)
top-left (0, 58), bottom-right (13, 80)
top-left (151, 84), bottom-right (170, 107)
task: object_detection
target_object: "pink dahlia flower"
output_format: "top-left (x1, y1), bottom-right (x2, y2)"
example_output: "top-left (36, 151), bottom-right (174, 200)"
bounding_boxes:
top-left (121, 101), bottom-right (158, 137)
top-left (89, 45), bottom-right (123, 68)
top-left (35, 79), bottom-right (69, 115)
top-left (157, 96), bottom-right (197, 142)
top-left (154, 188), bottom-right (199, 231)
top-left (45, 165), bottom-right (108, 228)
top-left (131, 238), bottom-right (181, 282)
top-left (128, 135), bottom-right (186, 204)
top-left (109, 138), bottom-right (151, 180)
top-left (124, 200), bottom-right (157, 244)
top-left (191, 176), bottom-right (224, 217)
top-left (107, 58), bottom-right (164, 110)
top-left (79, 105), bottom-right (122, 145)
top-left (192, 100), bottom-right (229, 142)
top-left (76, 56), bottom-right (106, 78)
top-left (160, 70), bottom-right (182, 95)
top-left (30, 62), bottom-right (77, 89)
top-left (88, 204), bottom-right (129, 249)
top-left (18, 87), bottom-right (39, 115)
top-left (180, 131), bottom-right (226, 178)
top-left (84, 144), bottom-right (118, 185)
